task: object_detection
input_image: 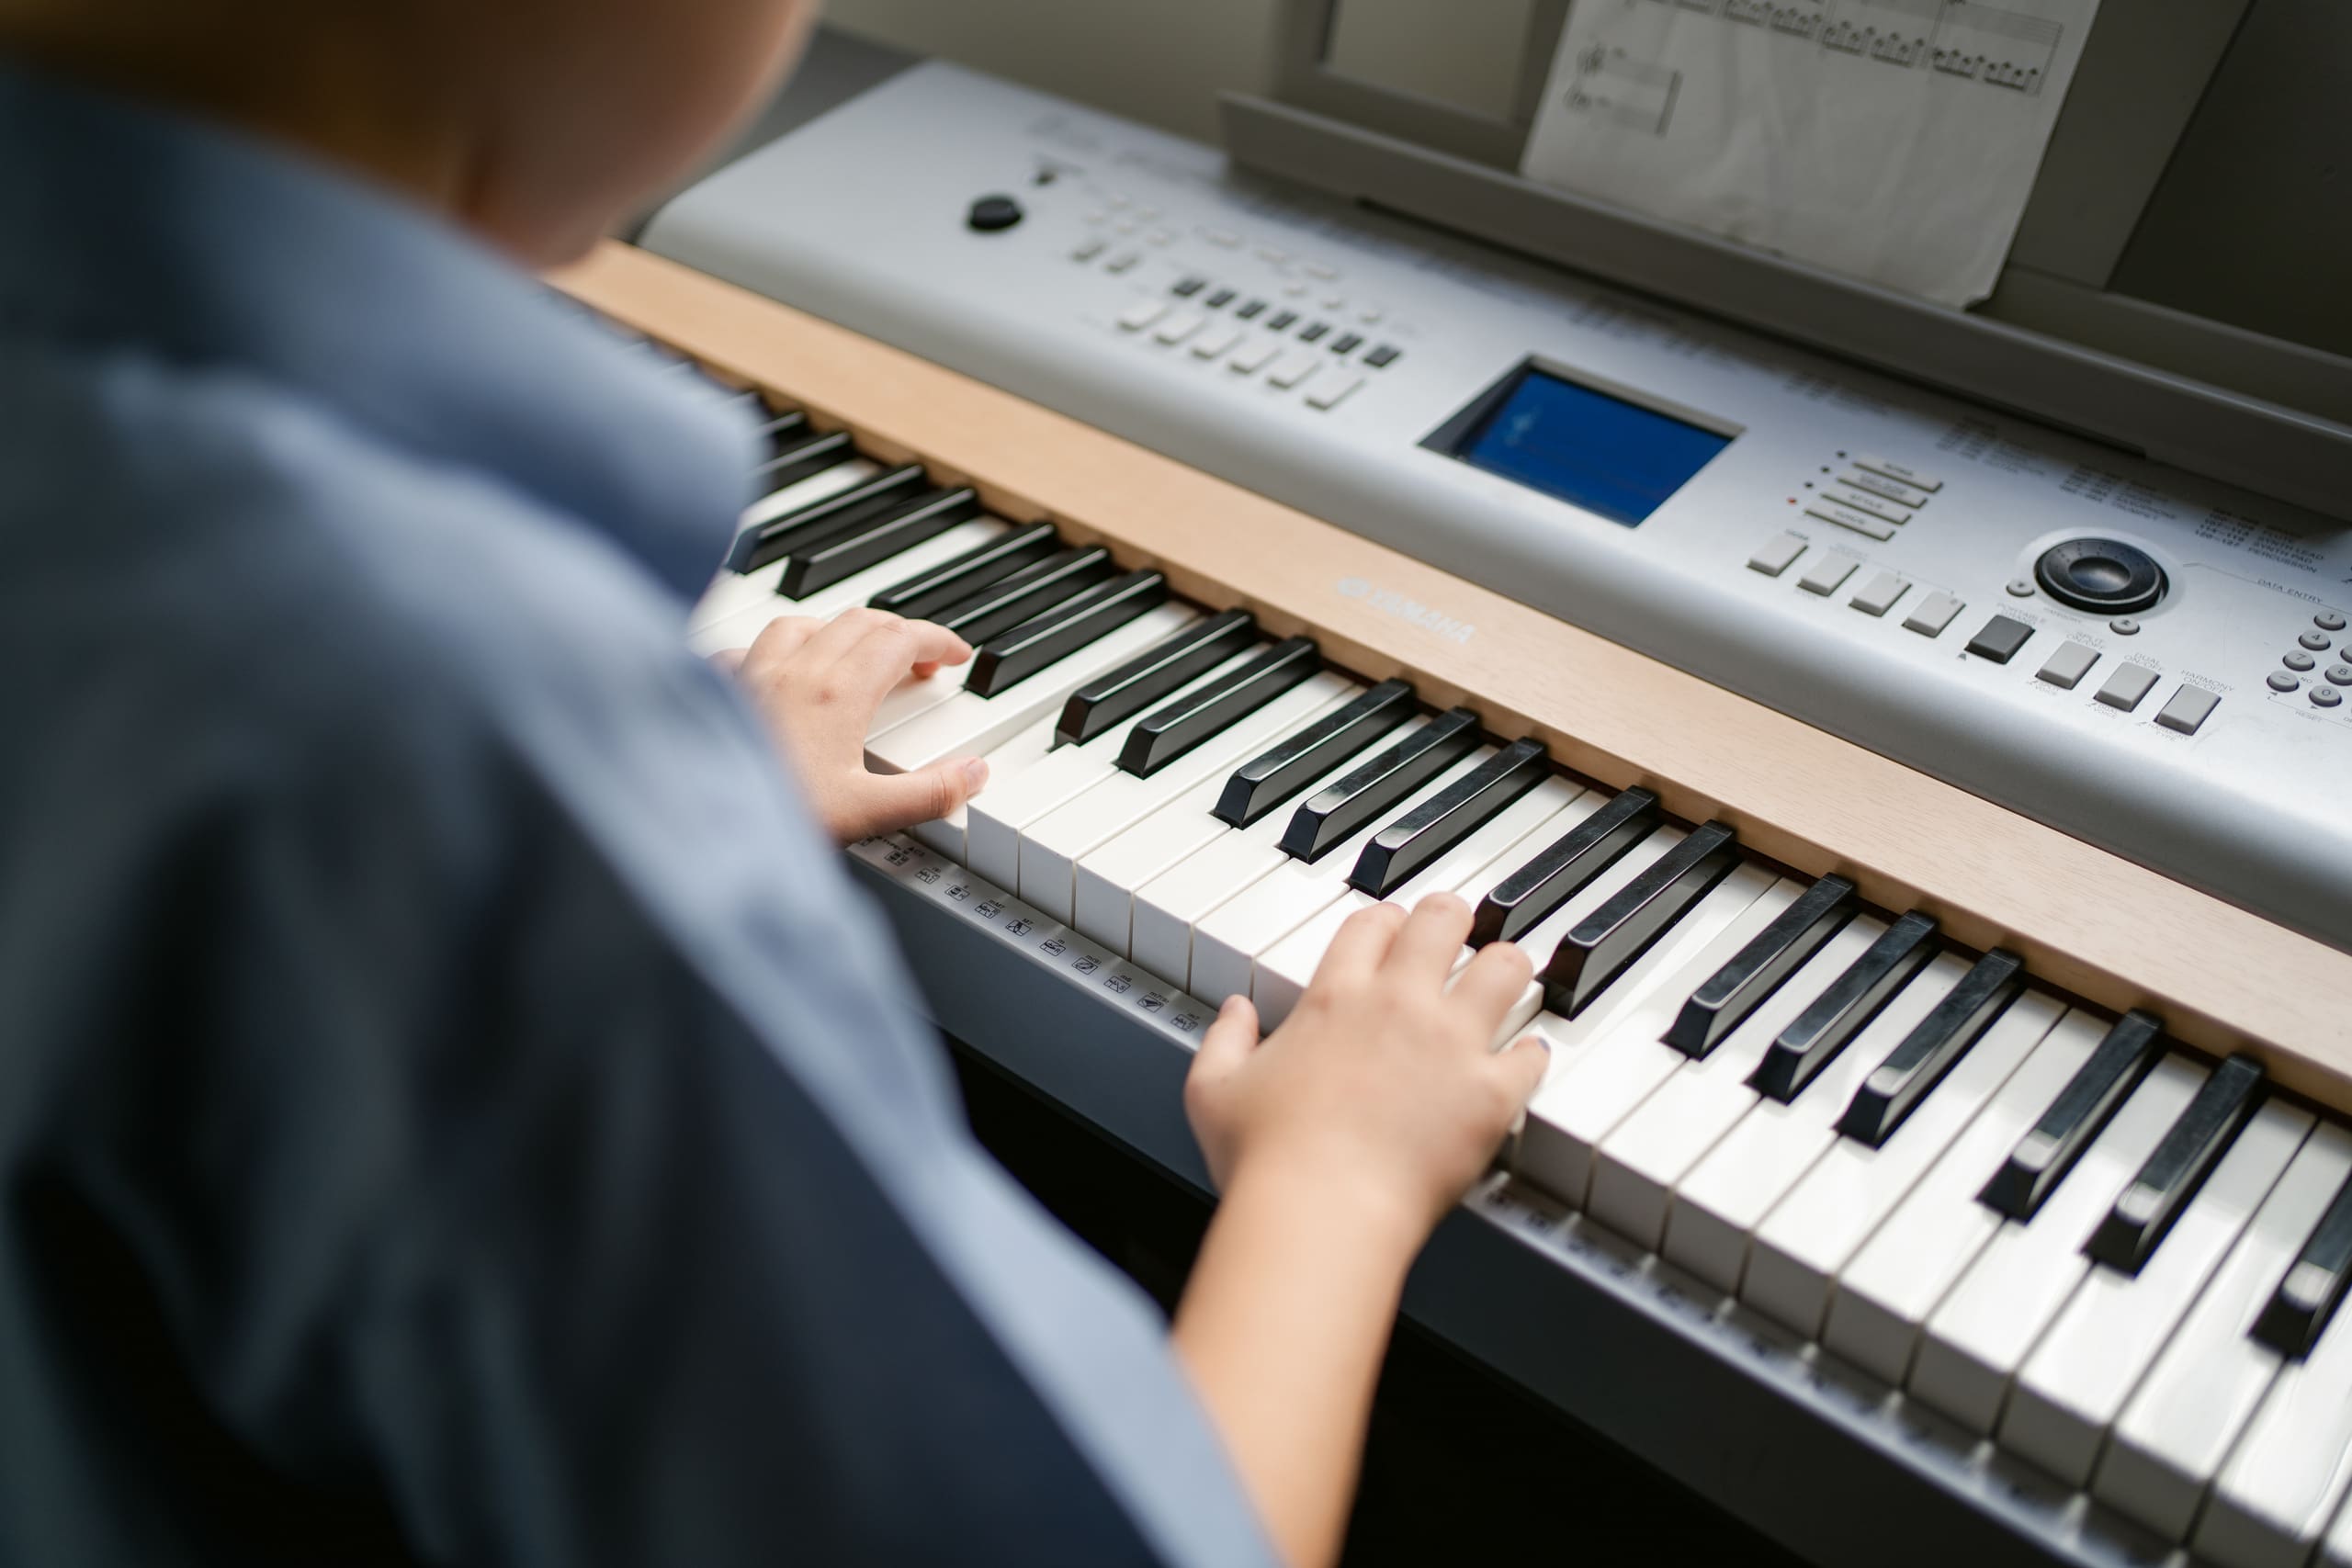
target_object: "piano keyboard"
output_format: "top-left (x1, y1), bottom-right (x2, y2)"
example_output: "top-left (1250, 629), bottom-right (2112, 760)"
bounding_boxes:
top-left (564, 248), bottom-right (2352, 1568)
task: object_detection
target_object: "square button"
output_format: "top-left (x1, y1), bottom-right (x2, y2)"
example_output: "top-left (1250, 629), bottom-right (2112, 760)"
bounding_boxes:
top-left (2035, 641), bottom-right (2100, 690)
top-left (2154, 685), bottom-right (2220, 735)
top-left (1849, 570), bottom-right (1909, 617)
top-left (2096, 663), bottom-right (2160, 712)
top-left (1903, 592), bottom-right (1964, 637)
top-left (1747, 532), bottom-right (1808, 578)
top-left (1798, 552), bottom-right (1859, 596)
top-left (1964, 615), bottom-right (2035, 664)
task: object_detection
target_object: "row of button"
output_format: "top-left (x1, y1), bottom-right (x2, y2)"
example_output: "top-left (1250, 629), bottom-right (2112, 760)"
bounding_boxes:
top-left (1115, 299), bottom-right (1365, 409)
top-left (1804, 457), bottom-right (1941, 542)
top-left (1170, 277), bottom-right (1402, 367)
top-left (1749, 531), bottom-right (2221, 734)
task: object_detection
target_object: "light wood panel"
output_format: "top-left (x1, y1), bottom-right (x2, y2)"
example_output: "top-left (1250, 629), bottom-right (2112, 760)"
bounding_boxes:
top-left (554, 241), bottom-right (2352, 1111)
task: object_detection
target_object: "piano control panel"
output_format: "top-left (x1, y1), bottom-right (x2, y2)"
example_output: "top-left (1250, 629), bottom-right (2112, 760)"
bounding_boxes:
top-left (647, 60), bottom-right (2352, 947)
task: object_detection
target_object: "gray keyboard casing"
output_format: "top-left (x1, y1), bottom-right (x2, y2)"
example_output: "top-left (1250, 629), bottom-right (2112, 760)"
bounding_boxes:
top-left (648, 57), bottom-right (2352, 950)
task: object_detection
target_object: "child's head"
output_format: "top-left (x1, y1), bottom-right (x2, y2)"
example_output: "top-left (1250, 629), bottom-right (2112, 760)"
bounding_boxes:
top-left (0, 0), bottom-right (820, 263)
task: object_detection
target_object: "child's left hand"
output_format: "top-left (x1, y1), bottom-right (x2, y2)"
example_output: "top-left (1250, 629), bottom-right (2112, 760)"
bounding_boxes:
top-left (715, 609), bottom-right (990, 844)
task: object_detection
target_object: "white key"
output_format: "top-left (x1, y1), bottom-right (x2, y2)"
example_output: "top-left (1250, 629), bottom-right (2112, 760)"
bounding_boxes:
top-left (1016, 675), bottom-right (1355, 922)
top-left (1907, 1054), bottom-right (2206, 1434)
top-left (963, 649), bottom-right (1264, 887)
top-left (1823, 1008), bottom-right (2105, 1385)
top-left (1072, 771), bottom-right (1249, 955)
top-left (2003, 1100), bottom-right (2312, 1487)
top-left (1742, 988), bottom-right (2066, 1338)
top-left (1187, 748), bottom-right (1499, 1004)
top-left (1515, 869), bottom-right (1792, 1206)
top-left (1123, 724), bottom-right (1408, 990)
top-left (1248, 777), bottom-right (1589, 1028)
top-left (1080, 703), bottom-right (1430, 960)
top-left (2323, 1482), bottom-right (2352, 1568)
top-left (1587, 915), bottom-right (1885, 1250)
top-left (1153, 310), bottom-right (1204, 345)
top-left (2198, 1224), bottom-right (2352, 1568)
top-left (687, 518), bottom-right (1005, 658)
top-left (1664, 952), bottom-right (1967, 1294)
top-left (691, 459), bottom-right (885, 628)
top-left (865, 604), bottom-right (1196, 773)
top-left (2096, 1123), bottom-right (2352, 1539)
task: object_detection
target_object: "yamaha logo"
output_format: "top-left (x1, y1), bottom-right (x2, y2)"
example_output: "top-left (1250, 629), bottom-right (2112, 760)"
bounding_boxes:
top-left (1333, 577), bottom-right (1476, 645)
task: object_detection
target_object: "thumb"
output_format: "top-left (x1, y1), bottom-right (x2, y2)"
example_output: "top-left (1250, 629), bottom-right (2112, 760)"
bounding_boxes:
top-left (852, 756), bottom-right (989, 835)
top-left (1192, 993), bottom-right (1260, 1086)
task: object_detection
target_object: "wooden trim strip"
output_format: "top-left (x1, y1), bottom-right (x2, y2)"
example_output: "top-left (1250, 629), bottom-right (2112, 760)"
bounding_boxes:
top-left (554, 242), bottom-right (2352, 1111)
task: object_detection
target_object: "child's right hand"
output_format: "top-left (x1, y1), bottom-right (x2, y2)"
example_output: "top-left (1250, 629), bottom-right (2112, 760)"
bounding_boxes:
top-left (1182, 894), bottom-right (1550, 1247)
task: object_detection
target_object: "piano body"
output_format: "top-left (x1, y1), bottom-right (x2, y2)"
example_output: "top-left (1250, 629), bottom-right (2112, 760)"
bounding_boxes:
top-left (560, 9), bottom-right (2352, 1565)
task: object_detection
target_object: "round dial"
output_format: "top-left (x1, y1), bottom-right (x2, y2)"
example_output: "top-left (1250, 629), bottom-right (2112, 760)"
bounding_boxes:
top-left (2033, 537), bottom-right (2167, 615)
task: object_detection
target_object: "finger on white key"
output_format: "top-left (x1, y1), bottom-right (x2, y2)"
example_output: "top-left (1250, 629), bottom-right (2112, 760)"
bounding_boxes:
top-left (865, 605), bottom-right (1197, 773)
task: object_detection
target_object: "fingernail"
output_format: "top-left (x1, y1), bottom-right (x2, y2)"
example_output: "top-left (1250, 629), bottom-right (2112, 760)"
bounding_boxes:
top-left (962, 758), bottom-right (989, 789)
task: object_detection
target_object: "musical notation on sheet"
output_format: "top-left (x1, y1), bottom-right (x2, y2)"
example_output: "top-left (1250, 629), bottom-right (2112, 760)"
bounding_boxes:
top-left (1521, 0), bottom-right (2101, 305)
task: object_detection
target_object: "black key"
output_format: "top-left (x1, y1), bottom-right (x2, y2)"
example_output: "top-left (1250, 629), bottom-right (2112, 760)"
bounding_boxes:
top-left (1666, 874), bottom-right (1858, 1059)
top-left (1469, 788), bottom-right (1658, 947)
top-left (2086, 1055), bottom-right (2265, 1275)
top-left (750, 427), bottom-right (855, 499)
top-left (1171, 276), bottom-right (1207, 298)
top-left (966, 570), bottom-right (1170, 698)
top-left (1978, 1010), bottom-right (2165, 1222)
top-left (752, 410), bottom-right (807, 459)
top-left (1351, 740), bottom-right (1549, 899)
top-left (935, 547), bottom-right (1116, 646)
top-left (2253, 1169), bottom-right (2352, 1359)
top-left (1269, 310), bottom-right (1299, 332)
top-left (1298, 321), bottom-right (1330, 344)
top-left (1277, 708), bottom-right (1480, 864)
top-left (1542, 821), bottom-right (1741, 1017)
top-left (1331, 333), bottom-right (1363, 355)
top-left (731, 464), bottom-right (927, 573)
top-left (1749, 911), bottom-right (1939, 1102)
top-left (868, 522), bottom-right (1059, 620)
top-left (1235, 299), bottom-right (1268, 321)
top-left (1837, 948), bottom-right (2025, 1147)
top-left (1057, 610), bottom-right (1258, 748)
top-left (1118, 637), bottom-right (1320, 777)
top-left (1205, 288), bottom-right (1237, 309)
top-left (1364, 344), bottom-right (1402, 368)
top-left (780, 488), bottom-right (982, 599)
top-left (1213, 679), bottom-right (1417, 829)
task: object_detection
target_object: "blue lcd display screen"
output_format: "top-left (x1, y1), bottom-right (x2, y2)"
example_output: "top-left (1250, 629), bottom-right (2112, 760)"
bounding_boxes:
top-left (1451, 367), bottom-right (1732, 527)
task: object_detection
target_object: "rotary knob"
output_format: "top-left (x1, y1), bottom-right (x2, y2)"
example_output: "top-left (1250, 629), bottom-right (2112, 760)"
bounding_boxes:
top-left (2033, 537), bottom-right (2167, 615)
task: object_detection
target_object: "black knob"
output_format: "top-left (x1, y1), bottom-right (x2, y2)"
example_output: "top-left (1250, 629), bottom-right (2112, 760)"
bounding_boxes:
top-left (2033, 537), bottom-right (2167, 615)
top-left (967, 195), bottom-right (1023, 233)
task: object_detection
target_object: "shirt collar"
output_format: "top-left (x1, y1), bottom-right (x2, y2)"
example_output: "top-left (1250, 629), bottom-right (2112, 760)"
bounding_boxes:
top-left (0, 60), bottom-right (755, 601)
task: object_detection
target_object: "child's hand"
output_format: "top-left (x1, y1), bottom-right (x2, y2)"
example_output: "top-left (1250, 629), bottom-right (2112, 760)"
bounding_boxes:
top-left (1182, 894), bottom-right (1549, 1246)
top-left (718, 610), bottom-right (989, 844)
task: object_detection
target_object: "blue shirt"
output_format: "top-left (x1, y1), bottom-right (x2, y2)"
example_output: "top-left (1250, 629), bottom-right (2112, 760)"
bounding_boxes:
top-left (0, 63), bottom-right (1272, 1568)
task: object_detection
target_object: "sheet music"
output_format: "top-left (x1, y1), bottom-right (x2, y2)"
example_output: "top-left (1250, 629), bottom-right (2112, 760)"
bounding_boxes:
top-left (1520, 0), bottom-right (2103, 306)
